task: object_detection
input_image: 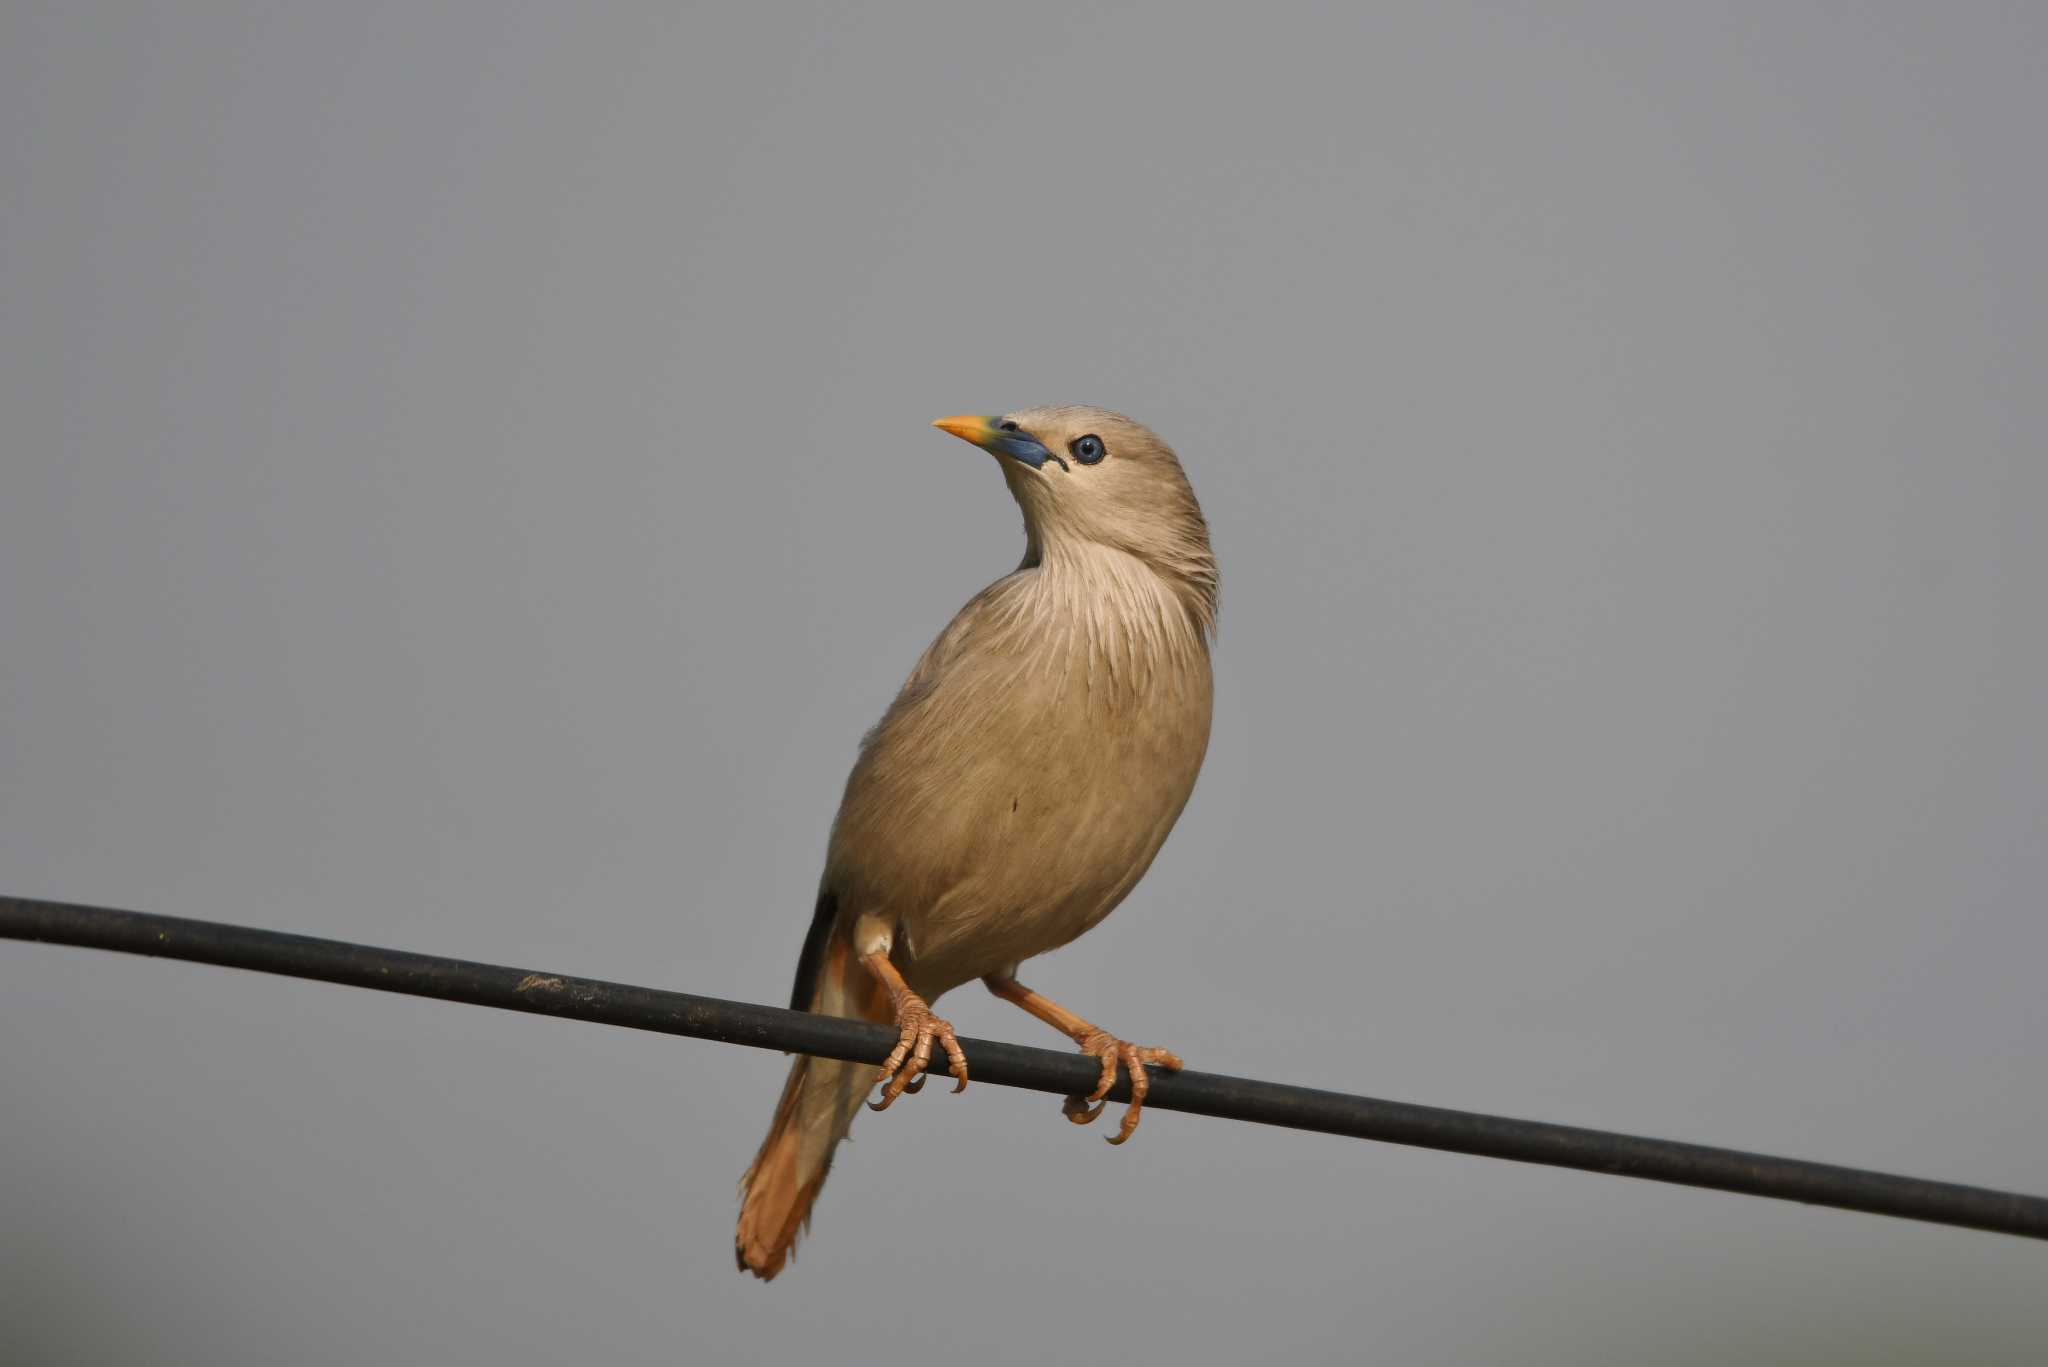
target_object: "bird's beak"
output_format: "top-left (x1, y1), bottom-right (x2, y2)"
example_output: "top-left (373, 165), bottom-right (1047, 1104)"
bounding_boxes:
top-left (932, 414), bottom-right (1055, 470)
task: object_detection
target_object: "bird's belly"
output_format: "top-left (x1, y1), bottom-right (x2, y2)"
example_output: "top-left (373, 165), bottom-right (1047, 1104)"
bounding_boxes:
top-left (861, 691), bottom-right (1209, 995)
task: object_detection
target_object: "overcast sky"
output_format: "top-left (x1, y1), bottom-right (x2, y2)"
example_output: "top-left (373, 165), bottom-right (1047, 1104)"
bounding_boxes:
top-left (4, 4), bottom-right (2045, 1363)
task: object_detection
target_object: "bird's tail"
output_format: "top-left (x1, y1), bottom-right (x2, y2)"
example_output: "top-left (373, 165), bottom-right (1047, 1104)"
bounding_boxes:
top-left (735, 937), bottom-right (888, 1280)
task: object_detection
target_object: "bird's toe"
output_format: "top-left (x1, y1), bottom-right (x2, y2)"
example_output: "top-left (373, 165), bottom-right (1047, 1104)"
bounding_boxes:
top-left (869, 998), bottom-right (968, 1111)
top-left (1065, 1032), bottom-right (1182, 1143)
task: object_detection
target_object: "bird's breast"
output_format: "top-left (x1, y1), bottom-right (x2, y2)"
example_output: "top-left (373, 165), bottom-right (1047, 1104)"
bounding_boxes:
top-left (825, 584), bottom-right (1213, 994)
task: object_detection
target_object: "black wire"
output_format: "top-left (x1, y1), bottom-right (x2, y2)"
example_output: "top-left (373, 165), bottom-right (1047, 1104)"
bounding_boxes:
top-left (5, 894), bottom-right (2044, 1242)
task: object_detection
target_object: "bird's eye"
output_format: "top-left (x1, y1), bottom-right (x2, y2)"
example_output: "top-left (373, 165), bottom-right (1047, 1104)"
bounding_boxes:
top-left (999, 420), bottom-right (1019, 432)
top-left (1069, 434), bottom-right (1106, 465)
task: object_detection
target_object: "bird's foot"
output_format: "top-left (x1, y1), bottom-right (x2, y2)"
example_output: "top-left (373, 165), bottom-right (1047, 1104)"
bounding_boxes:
top-left (1065, 1029), bottom-right (1183, 1144)
top-left (868, 993), bottom-right (968, 1111)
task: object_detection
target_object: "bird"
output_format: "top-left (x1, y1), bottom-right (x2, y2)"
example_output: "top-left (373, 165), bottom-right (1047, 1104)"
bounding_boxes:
top-left (735, 406), bottom-right (1218, 1280)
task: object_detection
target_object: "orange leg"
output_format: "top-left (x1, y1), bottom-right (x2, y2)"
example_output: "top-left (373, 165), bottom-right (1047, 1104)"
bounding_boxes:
top-left (983, 973), bottom-right (1183, 1144)
top-left (863, 951), bottom-right (968, 1110)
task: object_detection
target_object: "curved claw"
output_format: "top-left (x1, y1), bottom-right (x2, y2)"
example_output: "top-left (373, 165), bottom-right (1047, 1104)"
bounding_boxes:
top-left (868, 998), bottom-right (969, 1111)
top-left (1066, 1030), bottom-right (1184, 1144)
top-left (1087, 1044), bottom-right (1120, 1104)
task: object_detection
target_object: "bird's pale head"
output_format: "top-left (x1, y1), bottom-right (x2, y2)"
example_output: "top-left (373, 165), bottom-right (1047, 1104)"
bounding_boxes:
top-left (932, 405), bottom-right (1218, 635)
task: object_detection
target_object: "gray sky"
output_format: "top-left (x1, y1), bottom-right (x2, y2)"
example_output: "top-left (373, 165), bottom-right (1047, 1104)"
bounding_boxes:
top-left (3, 4), bottom-right (2044, 1363)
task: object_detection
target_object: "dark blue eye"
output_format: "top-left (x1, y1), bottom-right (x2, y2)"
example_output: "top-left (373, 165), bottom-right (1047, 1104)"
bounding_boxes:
top-left (1069, 434), bottom-right (1105, 464)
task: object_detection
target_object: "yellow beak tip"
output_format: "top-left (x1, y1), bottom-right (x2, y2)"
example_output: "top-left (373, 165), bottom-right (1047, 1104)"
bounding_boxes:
top-left (932, 414), bottom-right (991, 444)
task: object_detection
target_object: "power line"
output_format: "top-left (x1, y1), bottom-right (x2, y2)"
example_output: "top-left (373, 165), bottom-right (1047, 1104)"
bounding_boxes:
top-left (5, 894), bottom-right (2044, 1243)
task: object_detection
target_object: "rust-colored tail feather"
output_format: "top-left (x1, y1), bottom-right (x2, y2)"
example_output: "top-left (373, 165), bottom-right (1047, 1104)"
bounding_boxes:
top-left (733, 1058), bottom-right (832, 1278)
top-left (735, 940), bottom-right (887, 1280)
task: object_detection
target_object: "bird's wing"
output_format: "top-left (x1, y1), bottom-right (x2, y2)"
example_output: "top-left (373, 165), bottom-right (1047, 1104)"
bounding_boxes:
top-left (787, 885), bottom-right (838, 1012)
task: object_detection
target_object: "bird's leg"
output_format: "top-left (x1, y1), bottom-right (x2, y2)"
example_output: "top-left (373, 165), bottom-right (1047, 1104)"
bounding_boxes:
top-left (982, 973), bottom-right (1183, 1144)
top-left (861, 948), bottom-right (968, 1111)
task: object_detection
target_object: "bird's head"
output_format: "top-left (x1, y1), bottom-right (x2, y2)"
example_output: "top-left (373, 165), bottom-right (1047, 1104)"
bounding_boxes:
top-left (932, 405), bottom-right (1218, 634)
